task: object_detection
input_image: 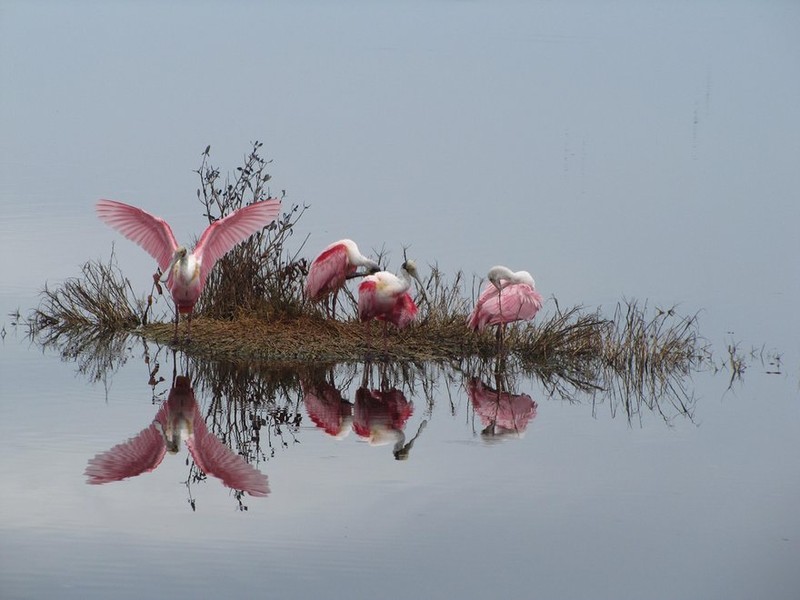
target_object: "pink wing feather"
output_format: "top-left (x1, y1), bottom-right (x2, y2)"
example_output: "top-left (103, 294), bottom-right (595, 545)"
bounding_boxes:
top-left (96, 199), bottom-right (179, 272)
top-left (357, 278), bottom-right (379, 322)
top-left (193, 198), bottom-right (281, 285)
top-left (467, 283), bottom-right (543, 331)
top-left (353, 387), bottom-right (413, 438)
top-left (85, 422), bottom-right (167, 484)
top-left (389, 293), bottom-right (418, 328)
top-left (302, 380), bottom-right (353, 437)
top-left (468, 378), bottom-right (538, 433)
top-left (305, 243), bottom-right (350, 299)
top-left (186, 408), bottom-right (270, 497)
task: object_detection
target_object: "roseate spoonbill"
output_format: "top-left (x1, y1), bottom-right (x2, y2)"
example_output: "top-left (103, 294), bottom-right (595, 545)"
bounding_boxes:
top-left (467, 377), bottom-right (537, 441)
top-left (467, 265), bottom-right (543, 355)
top-left (358, 260), bottom-right (424, 346)
top-left (85, 375), bottom-right (269, 497)
top-left (305, 239), bottom-right (380, 318)
top-left (96, 197), bottom-right (281, 340)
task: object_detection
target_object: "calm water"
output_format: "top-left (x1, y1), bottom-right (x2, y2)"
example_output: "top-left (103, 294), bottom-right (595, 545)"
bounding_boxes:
top-left (1, 2), bottom-right (799, 599)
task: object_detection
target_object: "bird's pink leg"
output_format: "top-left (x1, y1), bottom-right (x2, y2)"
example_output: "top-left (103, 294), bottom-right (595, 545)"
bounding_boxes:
top-left (187, 310), bottom-right (193, 340)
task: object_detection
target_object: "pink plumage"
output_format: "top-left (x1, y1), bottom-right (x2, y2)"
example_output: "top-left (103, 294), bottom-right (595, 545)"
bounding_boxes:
top-left (467, 266), bottom-right (543, 332)
top-left (84, 421), bottom-right (167, 484)
top-left (301, 380), bottom-right (353, 438)
top-left (353, 387), bottom-right (414, 443)
top-left (96, 197), bottom-right (281, 335)
top-left (357, 275), bottom-right (418, 329)
top-left (467, 378), bottom-right (538, 438)
top-left (85, 376), bottom-right (269, 497)
top-left (305, 239), bottom-right (379, 300)
top-left (467, 282), bottom-right (543, 332)
top-left (306, 243), bottom-right (352, 299)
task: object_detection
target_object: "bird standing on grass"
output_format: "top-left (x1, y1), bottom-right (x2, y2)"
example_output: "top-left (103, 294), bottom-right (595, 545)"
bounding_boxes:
top-left (358, 260), bottom-right (425, 345)
top-left (96, 197), bottom-right (281, 341)
top-left (305, 239), bottom-right (380, 318)
top-left (467, 265), bottom-right (543, 355)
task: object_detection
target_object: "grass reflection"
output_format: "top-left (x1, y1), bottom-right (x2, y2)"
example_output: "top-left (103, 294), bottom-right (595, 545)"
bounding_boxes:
top-left (15, 325), bottom-right (726, 509)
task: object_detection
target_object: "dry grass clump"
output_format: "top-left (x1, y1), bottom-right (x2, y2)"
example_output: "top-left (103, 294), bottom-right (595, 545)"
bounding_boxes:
top-left (601, 301), bottom-right (705, 379)
top-left (23, 252), bottom-right (147, 382)
top-left (193, 142), bottom-right (310, 321)
top-left (28, 250), bottom-right (146, 341)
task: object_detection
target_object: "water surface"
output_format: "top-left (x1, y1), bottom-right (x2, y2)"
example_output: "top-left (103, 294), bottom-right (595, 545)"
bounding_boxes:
top-left (1, 2), bottom-right (798, 599)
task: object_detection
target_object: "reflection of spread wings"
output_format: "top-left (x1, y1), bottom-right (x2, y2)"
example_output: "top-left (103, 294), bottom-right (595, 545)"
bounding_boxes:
top-left (85, 422), bottom-right (167, 484)
top-left (187, 409), bottom-right (269, 497)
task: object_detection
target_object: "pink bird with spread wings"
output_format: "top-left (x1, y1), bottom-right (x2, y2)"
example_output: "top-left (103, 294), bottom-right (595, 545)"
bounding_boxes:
top-left (85, 375), bottom-right (269, 497)
top-left (96, 197), bottom-right (281, 339)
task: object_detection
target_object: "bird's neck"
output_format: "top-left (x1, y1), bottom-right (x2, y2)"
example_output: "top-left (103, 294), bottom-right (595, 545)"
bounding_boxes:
top-left (397, 269), bottom-right (414, 292)
top-left (172, 254), bottom-right (200, 282)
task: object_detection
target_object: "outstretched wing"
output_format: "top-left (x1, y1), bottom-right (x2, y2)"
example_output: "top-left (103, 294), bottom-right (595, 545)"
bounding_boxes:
top-left (85, 423), bottom-right (167, 484)
top-left (193, 198), bottom-right (281, 285)
top-left (186, 409), bottom-right (269, 497)
top-left (96, 199), bottom-right (179, 272)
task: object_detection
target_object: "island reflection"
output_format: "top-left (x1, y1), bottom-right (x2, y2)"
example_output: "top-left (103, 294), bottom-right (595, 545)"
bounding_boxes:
top-left (25, 324), bottom-right (706, 504)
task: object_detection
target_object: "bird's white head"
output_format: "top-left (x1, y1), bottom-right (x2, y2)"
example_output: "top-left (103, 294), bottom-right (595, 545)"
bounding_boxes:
top-left (339, 239), bottom-right (381, 273)
top-left (487, 265), bottom-right (534, 290)
top-left (516, 270), bottom-right (535, 289)
top-left (401, 259), bottom-right (429, 302)
top-left (160, 247), bottom-right (189, 282)
top-left (401, 259), bottom-right (419, 279)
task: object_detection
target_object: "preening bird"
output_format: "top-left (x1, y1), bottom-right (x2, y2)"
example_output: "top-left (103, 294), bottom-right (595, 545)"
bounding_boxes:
top-left (96, 198), bottom-right (281, 340)
top-left (358, 260), bottom-right (424, 342)
top-left (305, 239), bottom-right (380, 317)
top-left (467, 265), bottom-right (543, 353)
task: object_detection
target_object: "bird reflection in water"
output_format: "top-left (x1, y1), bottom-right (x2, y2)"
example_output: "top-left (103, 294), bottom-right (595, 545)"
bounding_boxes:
top-left (302, 369), bottom-right (427, 460)
top-left (467, 376), bottom-right (537, 441)
top-left (301, 380), bottom-right (354, 440)
top-left (354, 386), bottom-right (426, 460)
top-left (85, 374), bottom-right (269, 497)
